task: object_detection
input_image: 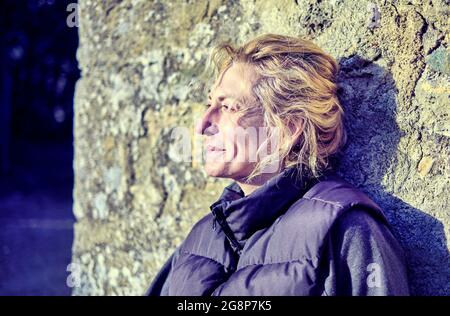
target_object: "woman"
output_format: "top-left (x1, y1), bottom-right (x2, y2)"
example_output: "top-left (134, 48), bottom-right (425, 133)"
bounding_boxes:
top-left (146, 34), bottom-right (410, 296)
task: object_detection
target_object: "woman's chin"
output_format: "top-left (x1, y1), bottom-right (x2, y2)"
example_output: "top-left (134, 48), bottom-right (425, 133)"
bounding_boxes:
top-left (204, 162), bottom-right (226, 178)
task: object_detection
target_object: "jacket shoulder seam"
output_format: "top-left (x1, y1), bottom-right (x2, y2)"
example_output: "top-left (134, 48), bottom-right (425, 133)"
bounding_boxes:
top-left (179, 249), bottom-right (228, 269)
top-left (300, 196), bottom-right (344, 208)
top-left (238, 255), bottom-right (320, 270)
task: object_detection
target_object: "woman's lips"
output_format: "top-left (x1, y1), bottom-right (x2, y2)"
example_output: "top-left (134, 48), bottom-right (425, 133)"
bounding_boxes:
top-left (206, 145), bottom-right (226, 152)
top-left (205, 145), bottom-right (226, 160)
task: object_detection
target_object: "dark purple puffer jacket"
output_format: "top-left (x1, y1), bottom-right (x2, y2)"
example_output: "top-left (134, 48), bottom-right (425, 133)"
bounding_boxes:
top-left (146, 167), bottom-right (410, 296)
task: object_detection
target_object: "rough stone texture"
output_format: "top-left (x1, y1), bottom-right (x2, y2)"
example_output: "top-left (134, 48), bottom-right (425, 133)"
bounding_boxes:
top-left (73, 0), bottom-right (449, 295)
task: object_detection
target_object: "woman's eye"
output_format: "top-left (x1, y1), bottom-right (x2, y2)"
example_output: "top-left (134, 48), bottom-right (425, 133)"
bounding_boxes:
top-left (222, 104), bottom-right (236, 112)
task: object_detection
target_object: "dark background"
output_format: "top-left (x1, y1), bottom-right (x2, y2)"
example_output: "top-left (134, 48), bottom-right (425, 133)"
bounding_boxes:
top-left (0, 0), bottom-right (79, 295)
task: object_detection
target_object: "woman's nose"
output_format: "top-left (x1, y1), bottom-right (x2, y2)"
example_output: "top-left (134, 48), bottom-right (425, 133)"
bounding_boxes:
top-left (195, 109), bottom-right (218, 136)
top-left (195, 118), bottom-right (206, 135)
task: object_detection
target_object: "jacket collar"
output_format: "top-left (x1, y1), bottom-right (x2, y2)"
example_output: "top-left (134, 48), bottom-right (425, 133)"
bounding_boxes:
top-left (209, 166), bottom-right (323, 254)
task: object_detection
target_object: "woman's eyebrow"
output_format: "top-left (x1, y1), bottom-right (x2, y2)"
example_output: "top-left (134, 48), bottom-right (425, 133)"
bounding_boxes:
top-left (208, 94), bottom-right (232, 102)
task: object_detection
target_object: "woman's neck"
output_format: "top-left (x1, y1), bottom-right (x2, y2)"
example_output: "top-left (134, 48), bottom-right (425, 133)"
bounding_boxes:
top-left (236, 171), bottom-right (280, 196)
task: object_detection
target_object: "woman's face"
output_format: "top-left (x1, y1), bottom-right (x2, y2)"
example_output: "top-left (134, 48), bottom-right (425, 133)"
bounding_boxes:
top-left (195, 62), bottom-right (265, 181)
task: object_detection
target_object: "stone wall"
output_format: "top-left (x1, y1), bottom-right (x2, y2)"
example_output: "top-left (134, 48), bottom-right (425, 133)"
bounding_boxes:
top-left (72, 0), bottom-right (449, 295)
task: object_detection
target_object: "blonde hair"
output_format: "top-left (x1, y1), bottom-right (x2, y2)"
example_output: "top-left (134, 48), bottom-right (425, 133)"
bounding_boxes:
top-left (203, 33), bottom-right (347, 182)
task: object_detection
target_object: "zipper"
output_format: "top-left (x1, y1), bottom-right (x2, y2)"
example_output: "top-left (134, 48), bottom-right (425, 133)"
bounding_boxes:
top-left (211, 206), bottom-right (243, 256)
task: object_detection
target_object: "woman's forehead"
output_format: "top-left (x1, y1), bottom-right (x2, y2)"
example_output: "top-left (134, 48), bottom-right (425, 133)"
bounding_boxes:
top-left (209, 63), bottom-right (257, 101)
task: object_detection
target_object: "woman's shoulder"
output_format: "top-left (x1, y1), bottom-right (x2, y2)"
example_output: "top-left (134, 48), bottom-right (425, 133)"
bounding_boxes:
top-left (269, 175), bottom-right (392, 253)
top-left (302, 174), bottom-right (381, 211)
